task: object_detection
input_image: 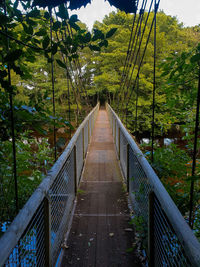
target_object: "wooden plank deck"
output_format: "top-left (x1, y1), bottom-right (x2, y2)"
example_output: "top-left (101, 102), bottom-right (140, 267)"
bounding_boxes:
top-left (60, 107), bottom-right (141, 267)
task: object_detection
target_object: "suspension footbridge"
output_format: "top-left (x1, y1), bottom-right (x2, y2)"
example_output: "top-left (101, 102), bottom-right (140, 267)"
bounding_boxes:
top-left (1, 0), bottom-right (200, 265)
top-left (0, 103), bottom-right (200, 266)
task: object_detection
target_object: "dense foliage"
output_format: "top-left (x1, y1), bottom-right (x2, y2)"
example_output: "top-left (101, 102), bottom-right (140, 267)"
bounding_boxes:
top-left (0, 0), bottom-right (116, 230)
top-left (83, 11), bottom-right (200, 134)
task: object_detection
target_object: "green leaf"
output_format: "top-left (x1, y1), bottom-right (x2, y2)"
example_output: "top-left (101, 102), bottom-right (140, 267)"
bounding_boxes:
top-left (26, 52), bottom-right (36, 63)
top-left (12, 64), bottom-right (24, 76)
top-left (56, 59), bottom-right (66, 69)
top-left (68, 56), bottom-right (73, 62)
top-left (64, 36), bottom-right (72, 45)
top-left (53, 21), bottom-right (61, 31)
top-left (92, 29), bottom-right (104, 41)
top-left (0, 70), bottom-right (7, 78)
top-left (26, 18), bottom-right (37, 26)
top-left (71, 54), bottom-right (79, 59)
top-left (58, 4), bottom-right (69, 20)
top-left (44, 51), bottom-right (50, 60)
top-left (0, 79), bottom-right (10, 91)
top-left (77, 34), bottom-right (85, 44)
top-left (27, 9), bottom-right (40, 18)
top-left (106, 28), bottom-right (117, 38)
top-left (98, 39), bottom-right (108, 47)
top-left (48, 57), bottom-right (53, 63)
top-left (89, 45), bottom-right (100, 51)
top-left (35, 28), bottom-right (47, 36)
top-left (69, 21), bottom-right (80, 31)
top-left (44, 11), bottom-right (50, 20)
top-left (84, 32), bottom-right (91, 43)
top-left (52, 43), bottom-right (58, 55)
top-left (31, 38), bottom-right (41, 45)
top-left (69, 14), bottom-right (79, 23)
top-left (22, 23), bottom-right (33, 35)
top-left (13, 0), bottom-right (19, 9)
top-left (71, 45), bottom-right (78, 53)
top-left (190, 54), bottom-right (200, 63)
top-left (62, 20), bottom-right (67, 27)
top-left (0, 13), bottom-right (9, 25)
top-left (61, 48), bottom-right (68, 56)
top-left (42, 36), bottom-right (50, 50)
top-left (4, 49), bottom-right (23, 62)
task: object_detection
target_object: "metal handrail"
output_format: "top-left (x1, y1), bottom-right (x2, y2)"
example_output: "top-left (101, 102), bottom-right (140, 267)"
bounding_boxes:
top-left (0, 103), bottom-right (99, 266)
top-left (106, 103), bottom-right (200, 267)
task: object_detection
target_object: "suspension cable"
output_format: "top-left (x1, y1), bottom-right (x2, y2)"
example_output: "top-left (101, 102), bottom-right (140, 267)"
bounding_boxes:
top-left (123, 0), bottom-right (160, 125)
top-left (62, 27), bottom-right (81, 124)
top-left (67, 70), bottom-right (72, 137)
top-left (66, 23), bottom-right (89, 105)
top-left (151, 0), bottom-right (157, 162)
top-left (120, 0), bottom-right (153, 116)
top-left (49, 7), bottom-right (57, 162)
top-left (117, 0), bottom-right (139, 111)
top-left (189, 63), bottom-right (200, 228)
top-left (3, 0), bottom-right (19, 213)
top-left (53, 8), bottom-right (81, 126)
top-left (121, 0), bottom-right (147, 91)
top-left (135, 49), bottom-right (140, 132)
top-left (118, 0), bottom-right (146, 111)
top-left (122, 0), bottom-right (149, 102)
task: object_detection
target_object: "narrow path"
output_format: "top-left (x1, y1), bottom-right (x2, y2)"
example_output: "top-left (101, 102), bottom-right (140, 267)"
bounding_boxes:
top-left (61, 107), bottom-right (141, 267)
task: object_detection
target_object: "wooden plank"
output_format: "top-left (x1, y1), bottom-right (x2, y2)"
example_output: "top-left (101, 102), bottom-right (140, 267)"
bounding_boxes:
top-left (60, 108), bottom-right (142, 266)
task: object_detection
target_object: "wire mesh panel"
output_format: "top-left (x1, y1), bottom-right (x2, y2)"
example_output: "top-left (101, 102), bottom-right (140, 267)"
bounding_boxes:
top-left (111, 113), bottom-right (114, 134)
top-left (49, 149), bottom-right (75, 265)
top-left (76, 132), bottom-right (84, 184)
top-left (89, 117), bottom-right (92, 139)
top-left (84, 122), bottom-right (89, 156)
top-left (106, 103), bottom-right (200, 267)
top-left (4, 201), bottom-right (48, 267)
top-left (94, 106), bottom-right (98, 121)
top-left (112, 115), bottom-right (115, 136)
top-left (91, 113), bottom-right (94, 136)
top-left (153, 196), bottom-right (190, 267)
top-left (0, 103), bottom-right (100, 267)
top-left (119, 129), bottom-right (128, 181)
top-left (107, 106), bottom-right (112, 125)
top-left (115, 120), bottom-right (119, 155)
top-left (129, 147), bottom-right (152, 221)
top-left (109, 110), bottom-right (112, 125)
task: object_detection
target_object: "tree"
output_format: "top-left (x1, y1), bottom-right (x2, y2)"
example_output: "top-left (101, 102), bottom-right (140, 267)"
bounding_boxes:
top-left (81, 10), bottom-right (200, 135)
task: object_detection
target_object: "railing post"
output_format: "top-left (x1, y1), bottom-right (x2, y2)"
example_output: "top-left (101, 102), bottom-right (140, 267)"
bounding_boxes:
top-left (82, 128), bottom-right (85, 159)
top-left (148, 192), bottom-right (155, 267)
top-left (126, 144), bottom-right (130, 193)
top-left (44, 196), bottom-right (51, 267)
top-left (74, 146), bottom-right (77, 194)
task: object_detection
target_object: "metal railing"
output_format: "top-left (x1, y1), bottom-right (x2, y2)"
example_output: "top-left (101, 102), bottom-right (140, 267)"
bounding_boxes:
top-left (0, 103), bottom-right (99, 267)
top-left (106, 103), bottom-right (200, 267)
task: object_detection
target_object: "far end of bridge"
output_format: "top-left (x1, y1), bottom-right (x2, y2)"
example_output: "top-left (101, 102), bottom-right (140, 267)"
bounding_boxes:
top-left (59, 107), bottom-right (142, 266)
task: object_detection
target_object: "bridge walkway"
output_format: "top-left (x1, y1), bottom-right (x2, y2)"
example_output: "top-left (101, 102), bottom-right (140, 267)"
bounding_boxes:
top-left (60, 107), bottom-right (141, 266)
